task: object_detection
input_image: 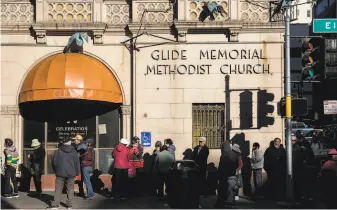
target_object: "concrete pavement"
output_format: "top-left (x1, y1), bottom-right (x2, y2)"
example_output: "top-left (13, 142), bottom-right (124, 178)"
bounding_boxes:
top-left (1, 192), bottom-right (286, 209)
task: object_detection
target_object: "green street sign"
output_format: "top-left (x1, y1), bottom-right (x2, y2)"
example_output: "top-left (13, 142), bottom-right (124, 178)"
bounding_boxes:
top-left (313, 19), bottom-right (337, 33)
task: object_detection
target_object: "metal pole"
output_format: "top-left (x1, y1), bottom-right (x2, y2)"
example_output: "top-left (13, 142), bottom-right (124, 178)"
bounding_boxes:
top-left (130, 40), bottom-right (135, 139)
top-left (225, 75), bottom-right (231, 142)
top-left (284, 2), bottom-right (294, 203)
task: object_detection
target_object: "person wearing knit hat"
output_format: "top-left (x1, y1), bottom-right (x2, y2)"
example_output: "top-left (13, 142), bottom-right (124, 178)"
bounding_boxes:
top-left (30, 139), bottom-right (45, 197)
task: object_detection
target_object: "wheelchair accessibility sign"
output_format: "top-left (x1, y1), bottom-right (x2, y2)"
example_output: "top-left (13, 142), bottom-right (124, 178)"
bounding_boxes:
top-left (141, 132), bottom-right (151, 147)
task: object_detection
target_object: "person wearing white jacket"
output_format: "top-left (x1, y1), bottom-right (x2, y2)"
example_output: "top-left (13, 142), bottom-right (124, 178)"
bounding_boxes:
top-left (250, 142), bottom-right (264, 196)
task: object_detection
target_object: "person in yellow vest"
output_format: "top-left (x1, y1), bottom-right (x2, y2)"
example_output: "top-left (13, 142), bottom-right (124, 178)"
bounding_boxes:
top-left (3, 138), bottom-right (20, 198)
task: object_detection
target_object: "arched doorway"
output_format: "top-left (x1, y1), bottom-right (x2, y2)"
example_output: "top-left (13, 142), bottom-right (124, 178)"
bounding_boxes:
top-left (19, 53), bottom-right (124, 188)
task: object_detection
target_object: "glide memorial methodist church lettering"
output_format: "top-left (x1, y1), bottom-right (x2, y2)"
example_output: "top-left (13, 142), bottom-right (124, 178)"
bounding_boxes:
top-left (146, 49), bottom-right (270, 75)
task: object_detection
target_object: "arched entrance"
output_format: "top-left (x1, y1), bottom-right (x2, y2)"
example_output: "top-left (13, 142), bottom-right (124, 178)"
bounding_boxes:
top-left (19, 52), bottom-right (124, 189)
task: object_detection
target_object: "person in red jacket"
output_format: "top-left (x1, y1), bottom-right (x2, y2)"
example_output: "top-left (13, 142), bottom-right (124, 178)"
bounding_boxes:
top-left (110, 138), bottom-right (131, 200)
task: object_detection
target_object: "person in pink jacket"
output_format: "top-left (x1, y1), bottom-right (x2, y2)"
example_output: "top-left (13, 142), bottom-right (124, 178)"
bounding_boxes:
top-left (321, 148), bottom-right (337, 209)
top-left (110, 138), bottom-right (131, 200)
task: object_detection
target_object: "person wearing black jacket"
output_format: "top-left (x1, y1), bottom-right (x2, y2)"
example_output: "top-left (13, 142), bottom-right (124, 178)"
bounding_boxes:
top-left (263, 138), bottom-right (286, 200)
top-left (29, 139), bottom-right (45, 196)
top-left (192, 137), bottom-right (209, 196)
top-left (47, 138), bottom-right (80, 209)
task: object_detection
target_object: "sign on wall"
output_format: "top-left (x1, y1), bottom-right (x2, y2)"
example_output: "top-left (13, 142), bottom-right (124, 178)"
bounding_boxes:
top-left (324, 100), bottom-right (337, 115)
top-left (141, 132), bottom-right (152, 147)
top-left (145, 48), bottom-right (272, 76)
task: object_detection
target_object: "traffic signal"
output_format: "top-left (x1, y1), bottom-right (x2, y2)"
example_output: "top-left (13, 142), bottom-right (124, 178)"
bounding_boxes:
top-left (239, 90), bottom-right (253, 129)
top-left (257, 90), bottom-right (275, 128)
top-left (324, 38), bottom-right (337, 79)
top-left (277, 97), bottom-right (308, 117)
top-left (301, 38), bottom-right (325, 80)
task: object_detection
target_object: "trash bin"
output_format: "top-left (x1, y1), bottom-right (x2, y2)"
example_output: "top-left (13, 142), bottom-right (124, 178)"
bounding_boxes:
top-left (167, 160), bottom-right (201, 209)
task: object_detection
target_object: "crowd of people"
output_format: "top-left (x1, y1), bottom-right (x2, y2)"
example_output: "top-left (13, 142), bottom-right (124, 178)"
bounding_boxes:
top-left (1, 134), bottom-right (337, 209)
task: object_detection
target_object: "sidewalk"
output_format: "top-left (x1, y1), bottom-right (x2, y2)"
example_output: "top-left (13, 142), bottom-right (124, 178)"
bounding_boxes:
top-left (1, 192), bottom-right (285, 209)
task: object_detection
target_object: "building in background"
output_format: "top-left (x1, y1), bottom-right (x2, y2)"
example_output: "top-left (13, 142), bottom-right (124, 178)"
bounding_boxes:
top-left (1, 0), bottom-right (284, 190)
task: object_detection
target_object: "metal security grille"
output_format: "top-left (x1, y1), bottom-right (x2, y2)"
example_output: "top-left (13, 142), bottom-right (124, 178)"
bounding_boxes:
top-left (192, 103), bottom-right (225, 149)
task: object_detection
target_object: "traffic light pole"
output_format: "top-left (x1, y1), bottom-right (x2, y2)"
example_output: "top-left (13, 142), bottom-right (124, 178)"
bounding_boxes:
top-left (284, 1), bottom-right (294, 203)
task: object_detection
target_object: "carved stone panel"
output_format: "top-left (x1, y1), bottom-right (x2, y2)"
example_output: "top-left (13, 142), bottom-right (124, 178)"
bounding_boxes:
top-left (0, 105), bottom-right (20, 115)
top-left (1, 2), bottom-right (34, 24)
top-left (187, 0), bottom-right (229, 21)
top-left (47, 2), bottom-right (93, 22)
top-left (135, 2), bottom-right (173, 22)
top-left (239, 1), bottom-right (269, 22)
top-left (106, 3), bottom-right (130, 24)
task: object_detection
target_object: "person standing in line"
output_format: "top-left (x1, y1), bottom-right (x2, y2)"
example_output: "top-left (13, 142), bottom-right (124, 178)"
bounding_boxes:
top-left (47, 137), bottom-right (80, 209)
top-left (250, 142), bottom-right (264, 197)
top-left (3, 138), bottom-right (20, 198)
top-left (321, 148), bottom-right (337, 209)
top-left (263, 138), bottom-right (286, 200)
top-left (192, 137), bottom-right (209, 197)
top-left (154, 145), bottom-right (175, 197)
top-left (129, 136), bottom-right (144, 197)
top-left (110, 138), bottom-right (131, 200)
top-left (74, 135), bottom-right (95, 200)
top-left (232, 144), bottom-right (243, 201)
top-left (164, 139), bottom-right (176, 161)
top-left (215, 140), bottom-right (240, 208)
top-left (29, 139), bottom-right (45, 197)
top-left (150, 141), bottom-right (163, 196)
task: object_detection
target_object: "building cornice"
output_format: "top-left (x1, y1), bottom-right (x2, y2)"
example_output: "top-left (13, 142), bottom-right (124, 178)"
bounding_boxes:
top-left (32, 22), bottom-right (107, 44)
top-left (0, 24), bottom-right (32, 35)
top-left (126, 22), bottom-right (173, 35)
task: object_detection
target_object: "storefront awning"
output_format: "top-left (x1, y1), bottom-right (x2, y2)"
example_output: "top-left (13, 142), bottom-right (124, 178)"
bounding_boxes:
top-left (19, 53), bottom-right (123, 121)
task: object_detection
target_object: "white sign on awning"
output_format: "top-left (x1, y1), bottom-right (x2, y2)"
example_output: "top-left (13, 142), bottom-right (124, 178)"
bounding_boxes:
top-left (323, 100), bottom-right (337, 115)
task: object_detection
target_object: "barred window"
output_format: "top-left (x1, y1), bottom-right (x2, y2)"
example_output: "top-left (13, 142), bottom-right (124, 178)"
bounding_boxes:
top-left (192, 103), bottom-right (225, 149)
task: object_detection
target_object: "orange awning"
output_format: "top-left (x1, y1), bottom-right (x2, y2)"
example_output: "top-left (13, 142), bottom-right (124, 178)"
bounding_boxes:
top-left (19, 53), bottom-right (123, 104)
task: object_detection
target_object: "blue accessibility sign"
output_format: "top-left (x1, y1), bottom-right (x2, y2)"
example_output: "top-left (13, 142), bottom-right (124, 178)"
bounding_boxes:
top-left (141, 132), bottom-right (151, 147)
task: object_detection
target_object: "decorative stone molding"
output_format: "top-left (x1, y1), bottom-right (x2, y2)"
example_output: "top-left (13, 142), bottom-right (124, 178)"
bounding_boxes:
top-left (229, 29), bottom-right (240, 42)
top-left (178, 31), bottom-right (187, 43)
top-left (239, 1), bottom-right (269, 22)
top-left (35, 29), bottom-right (47, 44)
top-left (121, 105), bottom-right (131, 116)
top-left (1, 1), bottom-right (34, 24)
top-left (134, 1), bottom-right (173, 23)
top-left (0, 105), bottom-right (20, 115)
top-left (187, 0), bottom-right (229, 21)
top-left (105, 2), bottom-right (130, 24)
top-left (92, 29), bottom-right (104, 44)
top-left (46, 1), bottom-right (93, 22)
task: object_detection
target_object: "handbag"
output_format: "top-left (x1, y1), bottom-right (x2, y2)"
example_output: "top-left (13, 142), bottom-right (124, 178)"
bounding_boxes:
top-left (108, 157), bottom-right (115, 175)
top-left (128, 161), bottom-right (136, 178)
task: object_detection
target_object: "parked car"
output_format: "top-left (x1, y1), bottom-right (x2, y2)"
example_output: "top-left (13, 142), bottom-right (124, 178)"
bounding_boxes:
top-left (292, 121), bottom-right (314, 136)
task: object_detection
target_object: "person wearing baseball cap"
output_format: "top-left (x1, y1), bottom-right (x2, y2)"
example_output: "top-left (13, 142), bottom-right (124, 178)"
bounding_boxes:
top-left (192, 137), bottom-right (209, 196)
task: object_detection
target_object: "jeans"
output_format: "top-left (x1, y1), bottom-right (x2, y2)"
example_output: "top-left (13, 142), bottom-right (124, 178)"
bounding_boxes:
top-left (52, 176), bottom-right (75, 207)
top-left (111, 169), bottom-right (128, 198)
top-left (5, 165), bottom-right (18, 195)
top-left (253, 169), bottom-right (263, 195)
top-left (216, 176), bottom-right (238, 207)
top-left (33, 164), bottom-right (42, 194)
top-left (82, 166), bottom-right (94, 198)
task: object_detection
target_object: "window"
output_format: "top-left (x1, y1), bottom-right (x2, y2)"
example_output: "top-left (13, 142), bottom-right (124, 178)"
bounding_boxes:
top-left (307, 10), bottom-right (311, 18)
top-left (192, 103), bottom-right (225, 149)
top-left (22, 106), bottom-right (122, 175)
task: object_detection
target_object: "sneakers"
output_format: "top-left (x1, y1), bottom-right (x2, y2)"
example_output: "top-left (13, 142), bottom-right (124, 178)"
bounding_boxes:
top-left (3, 194), bottom-right (12, 199)
top-left (46, 206), bottom-right (59, 209)
top-left (13, 193), bottom-right (19, 198)
top-left (84, 195), bottom-right (95, 200)
top-left (67, 205), bottom-right (72, 209)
